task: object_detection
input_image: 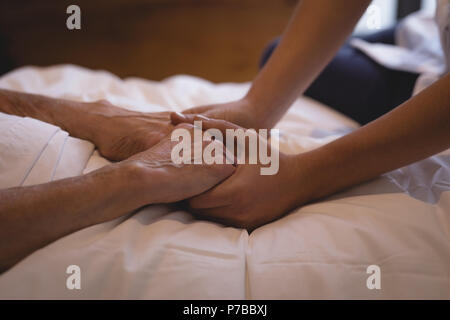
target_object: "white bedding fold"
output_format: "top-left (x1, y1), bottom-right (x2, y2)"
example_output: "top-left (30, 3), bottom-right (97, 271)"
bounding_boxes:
top-left (0, 113), bottom-right (94, 189)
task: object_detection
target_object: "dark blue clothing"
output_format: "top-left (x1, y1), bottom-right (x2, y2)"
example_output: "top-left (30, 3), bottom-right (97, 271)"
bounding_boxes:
top-left (259, 28), bottom-right (419, 125)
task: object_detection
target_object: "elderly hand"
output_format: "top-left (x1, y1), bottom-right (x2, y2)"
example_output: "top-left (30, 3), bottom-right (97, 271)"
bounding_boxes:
top-left (0, 89), bottom-right (174, 161)
top-left (125, 123), bottom-right (236, 204)
top-left (87, 100), bottom-right (174, 161)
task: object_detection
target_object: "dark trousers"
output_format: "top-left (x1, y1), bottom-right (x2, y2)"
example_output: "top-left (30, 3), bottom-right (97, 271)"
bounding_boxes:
top-left (259, 28), bottom-right (420, 125)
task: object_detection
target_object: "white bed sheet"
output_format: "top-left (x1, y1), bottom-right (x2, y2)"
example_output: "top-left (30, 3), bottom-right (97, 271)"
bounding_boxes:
top-left (0, 65), bottom-right (448, 299)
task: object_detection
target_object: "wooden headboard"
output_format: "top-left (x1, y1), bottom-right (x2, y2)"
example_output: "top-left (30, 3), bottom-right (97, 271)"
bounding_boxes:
top-left (0, 0), bottom-right (296, 82)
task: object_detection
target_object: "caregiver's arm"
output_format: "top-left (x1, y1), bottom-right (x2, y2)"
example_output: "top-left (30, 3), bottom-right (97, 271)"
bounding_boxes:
top-left (174, 74), bottom-right (450, 229)
top-left (0, 125), bottom-right (234, 272)
top-left (0, 88), bottom-right (173, 160)
top-left (296, 73), bottom-right (450, 203)
top-left (183, 0), bottom-right (371, 128)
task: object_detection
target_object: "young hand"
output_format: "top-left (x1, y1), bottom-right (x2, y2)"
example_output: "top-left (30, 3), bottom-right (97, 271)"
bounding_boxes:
top-left (181, 97), bottom-right (272, 130)
top-left (171, 114), bottom-right (314, 229)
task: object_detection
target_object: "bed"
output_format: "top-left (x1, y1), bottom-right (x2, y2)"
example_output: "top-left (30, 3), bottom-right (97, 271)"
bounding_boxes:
top-left (0, 65), bottom-right (449, 299)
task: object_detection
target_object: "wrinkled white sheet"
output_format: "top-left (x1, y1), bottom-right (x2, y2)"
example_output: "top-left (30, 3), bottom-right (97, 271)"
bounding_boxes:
top-left (0, 113), bottom-right (94, 189)
top-left (0, 65), bottom-right (449, 299)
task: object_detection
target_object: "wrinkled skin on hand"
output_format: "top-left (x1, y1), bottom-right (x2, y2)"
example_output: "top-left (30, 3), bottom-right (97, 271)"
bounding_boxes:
top-left (91, 100), bottom-right (174, 161)
top-left (126, 123), bottom-right (236, 204)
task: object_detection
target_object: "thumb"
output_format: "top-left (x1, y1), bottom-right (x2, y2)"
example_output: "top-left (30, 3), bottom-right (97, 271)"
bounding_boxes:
top-left (170, 112), bottom-right (196, 125)
top-left (170, 112), bottom-right (243, 134)
top-left (182, 105), bottom-right (212, 115)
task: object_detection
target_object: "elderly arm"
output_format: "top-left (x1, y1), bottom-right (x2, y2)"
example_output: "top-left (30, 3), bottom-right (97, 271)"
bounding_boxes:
top-left (0, 88), bottom-right (173, 160)
top-left (0, 161), bottom-right (143, 272)
top-left (0, 125), bottom-right (235, 272)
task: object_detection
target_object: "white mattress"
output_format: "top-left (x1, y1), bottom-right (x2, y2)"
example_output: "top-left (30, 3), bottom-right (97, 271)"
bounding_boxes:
top-left (0, 65), bottom-right (449, 299)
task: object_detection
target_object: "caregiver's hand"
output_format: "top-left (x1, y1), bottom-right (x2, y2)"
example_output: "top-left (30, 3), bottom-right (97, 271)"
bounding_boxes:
top-left (189, 158), bottom-right (310, 230)
top-left (182, 97), bottom-right (274, 130)
top-left (171, 115), bottom-right (313, 229)
top-left (0, 89), bottom-right (173, 161)
top-left (176, 74), bottom-right (450, 230)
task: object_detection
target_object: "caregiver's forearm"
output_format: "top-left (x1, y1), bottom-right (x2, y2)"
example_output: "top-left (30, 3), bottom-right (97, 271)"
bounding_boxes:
top-left (0, 161), bottom-right (148, 272)
top-left (0, 88), bottom-right (102, 142)
top-left (246, 0), bottom-right (371, 128)
top-left (294, 73), bottom-right (450, 202)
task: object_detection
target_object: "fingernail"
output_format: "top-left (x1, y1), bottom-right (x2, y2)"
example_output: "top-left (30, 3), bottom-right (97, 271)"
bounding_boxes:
top-left (175, 112), bottom-right (186, 119)
top-left (195, 115), bottom-right (209, 121)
